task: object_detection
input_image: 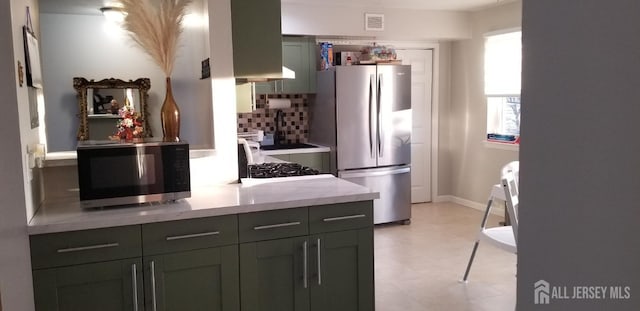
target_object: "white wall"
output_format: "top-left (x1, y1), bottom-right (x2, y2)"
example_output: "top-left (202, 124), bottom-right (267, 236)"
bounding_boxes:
top-left (40, 1), bottom-right (213, 152)
top-left (282, 3), bottom-right (471, 40)
top-left (0, 0), bottom-right (40, 309)
top-left (445, 1), bottom-right (520, 204)
top-left (436, 41), bottom-right (453, 196)
top-left (519, 0), bottom-right (640, 309)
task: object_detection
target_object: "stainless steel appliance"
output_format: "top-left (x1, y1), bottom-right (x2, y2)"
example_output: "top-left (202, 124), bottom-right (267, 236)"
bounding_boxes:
top-left (310, 65), bottom-right (412, 224)
top-left (77, 139), bottom-right (191, 208)
top-left (247, 162), bottom-right (320, 178)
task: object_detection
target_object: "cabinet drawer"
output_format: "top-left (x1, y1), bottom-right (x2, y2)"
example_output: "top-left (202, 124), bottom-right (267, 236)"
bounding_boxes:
top-left (309, 201), bottom-right (373, 234)
top-left (142, 215), bottom-right (238, 256)
top-left (239, 208), bottom-right (308, 243)
top-left (30, 225), bottom-right (141, 269)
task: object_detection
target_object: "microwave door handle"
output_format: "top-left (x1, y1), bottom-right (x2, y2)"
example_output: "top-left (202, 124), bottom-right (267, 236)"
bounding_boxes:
top-left (369, 74), bottom-right (375, 158)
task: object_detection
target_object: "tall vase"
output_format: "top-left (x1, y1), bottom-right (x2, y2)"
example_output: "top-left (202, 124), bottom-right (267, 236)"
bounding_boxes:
top-left (161, 77), bottom-right (180, 141)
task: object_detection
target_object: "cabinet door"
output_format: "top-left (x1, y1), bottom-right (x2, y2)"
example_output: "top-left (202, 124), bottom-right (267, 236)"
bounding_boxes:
top-left (289, 153), bottom-right (323, 172)
top-left (144, 246), bottom-right (239, 311)
top-left (269, 154), bottom-right (290, 162)
top-left (282, 41), bottom-right (309, 94)
top-left (240, 237), bottom-right (310, 311)
top-left (33, 258), bottom-right (143, 311)
top-left (309, 229), bottom-right (374, 311)
top-left (255, 81), bottom-right (277, 95)
top-left (307, 38), bottom-right (317, 94)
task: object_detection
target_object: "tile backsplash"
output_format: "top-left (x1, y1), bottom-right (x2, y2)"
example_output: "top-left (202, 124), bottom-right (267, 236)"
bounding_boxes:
top-left (237, 94), bottom-right (310, 144)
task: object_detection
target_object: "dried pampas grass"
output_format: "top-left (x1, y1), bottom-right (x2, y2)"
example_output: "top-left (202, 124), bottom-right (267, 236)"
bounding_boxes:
top-left (120, 0), bottom-right (192, 77)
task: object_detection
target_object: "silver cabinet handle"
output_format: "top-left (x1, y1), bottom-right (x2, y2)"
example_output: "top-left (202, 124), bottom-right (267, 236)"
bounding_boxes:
top-left (253, 221), bottom-right (301, 230)
top-left (323, 214), bottom-right (366, 222)
top-left (166, 231), bottom-right (220, 241)
top-left (131, 264), bottom-right (138, 311)
top-left (303, 241), bottom-right (308, 289)
top-left (316, 238), bottom-right (322, 286)
top-left (150, 261), bottom-right (157, 311)
top-left (57, 242), bottom-right (119, 253)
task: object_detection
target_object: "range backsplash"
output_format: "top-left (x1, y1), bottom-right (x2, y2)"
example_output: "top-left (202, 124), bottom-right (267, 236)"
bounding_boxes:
top-left (237, 94), bottom-right (310, 144)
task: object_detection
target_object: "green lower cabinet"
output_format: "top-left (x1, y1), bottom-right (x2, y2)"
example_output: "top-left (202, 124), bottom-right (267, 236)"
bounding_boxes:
top-left (269, 154), bottom-right (290, 162)
top-left (144, 246), bottom-right (240, 311)
top-left (240, 237), bottom-right (310, 311)
top-left (310, 229), bottom-right (374, 311)
top-left (33, 258), bottom-right (143, 311)
top-left (289, 154), bottom-right (323, 173)
top-left (269, 152), bottom-right (330, 174)
top-left (239, 229), bottom-right (374, 311)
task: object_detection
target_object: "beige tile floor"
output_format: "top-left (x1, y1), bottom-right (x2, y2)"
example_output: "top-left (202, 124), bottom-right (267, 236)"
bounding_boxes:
top-left (374, 202), bottom-right (516, 311)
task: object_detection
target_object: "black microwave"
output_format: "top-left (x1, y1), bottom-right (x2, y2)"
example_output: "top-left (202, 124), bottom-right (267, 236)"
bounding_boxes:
top-left (77, 139), bottom-right (191, 208)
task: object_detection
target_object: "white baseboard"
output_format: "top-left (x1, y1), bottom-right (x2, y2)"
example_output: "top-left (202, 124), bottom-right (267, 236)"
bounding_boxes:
top-left (434, 195), bottom-right (504, 216)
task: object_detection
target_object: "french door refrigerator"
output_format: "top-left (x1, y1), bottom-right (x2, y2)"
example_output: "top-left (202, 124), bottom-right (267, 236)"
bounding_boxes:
top-left (310, 65), bottom-right (412, 224)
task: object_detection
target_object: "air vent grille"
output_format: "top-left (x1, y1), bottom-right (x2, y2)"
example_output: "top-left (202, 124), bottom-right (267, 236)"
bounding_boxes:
top-left (365, 13), bottom-right (384, 31)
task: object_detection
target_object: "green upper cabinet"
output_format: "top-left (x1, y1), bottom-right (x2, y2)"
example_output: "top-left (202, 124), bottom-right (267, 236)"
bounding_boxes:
top-left (256, 37), bottom-right (317, 95)
top-left (231, 0), bottom-right (283, 79)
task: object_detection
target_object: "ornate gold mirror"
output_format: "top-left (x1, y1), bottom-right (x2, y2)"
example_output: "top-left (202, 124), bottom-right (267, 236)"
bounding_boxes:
top-left (73, 77), bottom-right (151, 140)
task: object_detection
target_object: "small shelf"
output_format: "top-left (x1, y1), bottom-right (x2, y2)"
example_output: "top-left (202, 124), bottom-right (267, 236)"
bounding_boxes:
top-left (88, 114), bottom-right (121, 119)
top-left (483, 140), bottom-right (519, 151)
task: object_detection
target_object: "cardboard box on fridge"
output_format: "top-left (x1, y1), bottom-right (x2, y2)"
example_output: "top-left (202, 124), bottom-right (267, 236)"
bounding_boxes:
top-left (319, 42), bottom-right (333, 70)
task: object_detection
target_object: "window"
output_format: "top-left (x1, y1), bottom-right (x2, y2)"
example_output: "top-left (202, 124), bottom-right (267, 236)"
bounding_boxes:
top-left (484, 30), bottom-right (521, 144)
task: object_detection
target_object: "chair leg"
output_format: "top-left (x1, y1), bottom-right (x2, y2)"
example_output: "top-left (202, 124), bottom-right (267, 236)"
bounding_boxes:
top-left (462, 241), bottom-right (480, 282)
top-left (462, 195), bottom-right (493, 282)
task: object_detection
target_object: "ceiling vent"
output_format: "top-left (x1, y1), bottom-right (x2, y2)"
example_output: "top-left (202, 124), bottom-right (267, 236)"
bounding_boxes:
top-left (365, 13), bottom-right (384, 31)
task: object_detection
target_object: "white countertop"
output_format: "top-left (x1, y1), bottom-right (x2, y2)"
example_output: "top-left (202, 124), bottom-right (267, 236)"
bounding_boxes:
top-left (258, 143), bottom-right (330, 156)
top-left (28, 176), bottom-right (379, 235)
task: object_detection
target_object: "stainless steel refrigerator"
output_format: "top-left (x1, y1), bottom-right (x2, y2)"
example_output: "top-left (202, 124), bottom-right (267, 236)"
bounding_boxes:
top-left (310, 65), bottom-right (412, 224)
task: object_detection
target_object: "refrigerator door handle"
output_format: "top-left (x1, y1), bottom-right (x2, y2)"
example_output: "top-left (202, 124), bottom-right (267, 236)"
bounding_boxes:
top-left (340, 166), bottom-right (410, 179)
top-left (369, 74), bottom-right (375, 159)
top-left (377, 73), bottom-right (383, 157)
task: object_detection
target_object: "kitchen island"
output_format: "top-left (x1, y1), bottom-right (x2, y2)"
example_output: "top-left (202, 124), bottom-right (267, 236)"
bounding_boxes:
top-left (28, 176), bottom-right (377, 311)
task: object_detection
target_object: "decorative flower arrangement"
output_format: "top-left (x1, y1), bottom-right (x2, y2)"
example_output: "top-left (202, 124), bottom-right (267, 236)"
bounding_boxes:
top-left (111, 105), bottom-right (144, 141)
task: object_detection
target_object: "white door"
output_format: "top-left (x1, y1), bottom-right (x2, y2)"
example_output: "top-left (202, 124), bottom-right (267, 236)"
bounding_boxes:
top-left (395, 49), bottom-right (433, 203)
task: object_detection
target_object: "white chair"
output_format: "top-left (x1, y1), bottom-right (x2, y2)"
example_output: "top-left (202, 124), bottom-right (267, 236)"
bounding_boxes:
top-left (461, 165), bottom-right (519, 282)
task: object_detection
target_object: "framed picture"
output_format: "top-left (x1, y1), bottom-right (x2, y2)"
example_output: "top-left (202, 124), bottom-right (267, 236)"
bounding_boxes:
top-left (23, 26), bottom-right (42, 88)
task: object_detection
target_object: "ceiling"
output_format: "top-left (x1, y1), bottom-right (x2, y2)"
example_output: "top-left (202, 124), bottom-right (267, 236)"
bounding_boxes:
top-left (281, 0), bottom-right (513, 11)
top-left (39, 0), bottom-right (515, 15)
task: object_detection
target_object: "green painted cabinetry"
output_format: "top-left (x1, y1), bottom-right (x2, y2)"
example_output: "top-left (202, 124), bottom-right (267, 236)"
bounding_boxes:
top-left (239, 237), bottom-right (310, 311)
top-left (309, 229), bottom-right (374, 311)
top-left (256, 37), bottom-right (317, 95)
top-left (231, 0), bottom-right (282, 79)
top-left (33, 258), bottom-right (143, 311)
top-left (144, 246), bottom-right (239, 311)
top-left (30, 201), bottom-right (373, 311)
top-left (31, 217), bottom-right (240, 311)
top-left (238, 202), bottom-right (374, 311)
